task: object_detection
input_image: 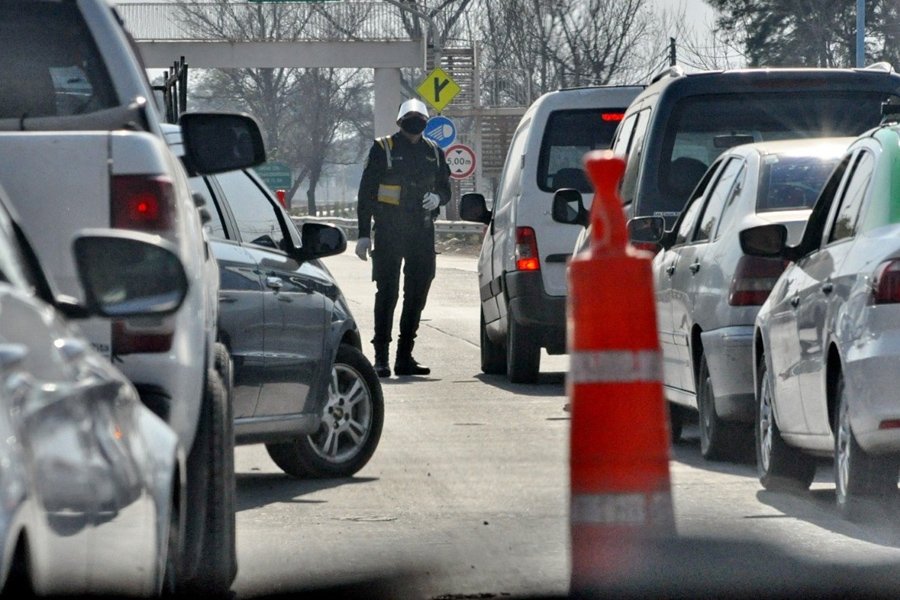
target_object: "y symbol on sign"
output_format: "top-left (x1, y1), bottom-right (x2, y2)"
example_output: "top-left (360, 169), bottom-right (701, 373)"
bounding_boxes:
top-left (433, 77), bottom-right (449, 103)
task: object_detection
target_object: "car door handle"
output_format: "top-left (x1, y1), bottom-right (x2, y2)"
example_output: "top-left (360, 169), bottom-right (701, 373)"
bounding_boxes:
top-left (821, 282), bottom-right (834, 294)
top-left (665, 264), bottom-right (676, 276)
top-left (689, 261), bottom-right (701, 274)
top-left (790, 294), bottom-right (800, 308)
top-left (266, 276), bottom-right (284, 290)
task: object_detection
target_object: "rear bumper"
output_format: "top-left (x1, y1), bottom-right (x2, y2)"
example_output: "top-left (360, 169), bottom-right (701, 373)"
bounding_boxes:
top-left (504, 271), bottom-right (566, 353)
top-left (701, 326), bottom-right (755, 422)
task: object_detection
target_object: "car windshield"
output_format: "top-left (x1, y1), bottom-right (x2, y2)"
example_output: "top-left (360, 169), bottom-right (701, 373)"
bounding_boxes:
top-left (656, 91), bottom-right (900, 216)
top-left (756, 153), bottom-right (843, 211)
top-left (537, 109), bottom-right (625, 193)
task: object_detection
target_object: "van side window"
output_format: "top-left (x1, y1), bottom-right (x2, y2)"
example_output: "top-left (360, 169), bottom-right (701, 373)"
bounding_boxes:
top-left (495, 119), bottom-right (530, 212)
top-left (619, 109), bottom-right (650, 205)
top-left (611, 113), bottom-right (637, 158)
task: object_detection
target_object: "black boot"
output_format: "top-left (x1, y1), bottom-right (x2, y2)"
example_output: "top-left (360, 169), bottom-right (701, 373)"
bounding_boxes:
top-left (373, 344), bottom-right (391, 378)
top-left (394, 339), bottom-right (430, 376)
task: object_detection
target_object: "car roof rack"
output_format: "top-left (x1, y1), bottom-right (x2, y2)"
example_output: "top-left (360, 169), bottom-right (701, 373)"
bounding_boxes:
top-left (650, 65), bottom-right (685, 84)
top-left (864, 61), bottom-right (895, 73)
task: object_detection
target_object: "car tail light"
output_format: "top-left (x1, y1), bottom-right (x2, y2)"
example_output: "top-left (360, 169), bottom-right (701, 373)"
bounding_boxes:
top-left (112, 321), bottom-right (174, 355)
top-left (872, 259), bottom-right (900, 305)
top-left (110, 175), bottom-right (178, 354)
top-left (601, 112), bottom-right (624, 122)
top-left (515, 227), bottom-right (540, 271)
top-left (728, 255), bottom-right (789, 306)
top-left (111, 175), bottom-right (176, 233)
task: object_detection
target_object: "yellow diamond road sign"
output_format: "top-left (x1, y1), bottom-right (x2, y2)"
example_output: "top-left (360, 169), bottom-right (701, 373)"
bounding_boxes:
top-left (417, 68), bottom-right (460, 113)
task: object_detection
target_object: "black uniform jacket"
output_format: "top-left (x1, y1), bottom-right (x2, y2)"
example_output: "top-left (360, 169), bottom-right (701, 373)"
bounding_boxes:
top-left (356, 131), bottom-right (452, 239)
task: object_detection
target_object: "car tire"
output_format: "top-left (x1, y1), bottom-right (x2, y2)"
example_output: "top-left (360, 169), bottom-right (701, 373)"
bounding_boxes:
top-left (697, 353), bottom-right (743, 461)
top-left (506, 312), bottom-right (540, 384)
top-left (669, 402), bottom-right (684, 443)
top-left (266, 344), bottom-right (384, 479)
top-left (834, 373), bottom-right (899, 520)
top-left (755, 354), bottom-right (815, 491)
top-left (160, 483), bottom-right (182, 597)
top-left (480, 310), bottom-right (506, 375)
top-left (214, 342), bottom-right (234, 401)
top-left (179, 368), bottom-right (236, 596)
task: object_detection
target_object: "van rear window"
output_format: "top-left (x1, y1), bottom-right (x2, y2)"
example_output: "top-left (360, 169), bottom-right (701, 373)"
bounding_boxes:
top-left (653, 91), bottom-right (899, 217)
top-left (537, 109), bottom-right (625, 193)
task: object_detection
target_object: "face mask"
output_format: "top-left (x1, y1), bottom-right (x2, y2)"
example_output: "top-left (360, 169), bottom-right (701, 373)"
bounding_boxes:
top-left (400, 116), bottom-right (428, 135)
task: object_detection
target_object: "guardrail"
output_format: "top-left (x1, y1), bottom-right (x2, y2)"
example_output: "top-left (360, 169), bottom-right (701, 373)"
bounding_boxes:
top-left (292, 216), bottom-right (485, 241)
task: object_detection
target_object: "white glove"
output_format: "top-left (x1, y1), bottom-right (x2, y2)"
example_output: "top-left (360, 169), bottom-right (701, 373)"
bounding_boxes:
top-left (355, 237), bottom-right (371, 261)
top-left (422, 192), bottom-right (441, 211)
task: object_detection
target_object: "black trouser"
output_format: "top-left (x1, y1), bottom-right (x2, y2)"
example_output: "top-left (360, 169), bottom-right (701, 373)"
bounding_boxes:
top-left (371, 219), bottom-right (436, 352)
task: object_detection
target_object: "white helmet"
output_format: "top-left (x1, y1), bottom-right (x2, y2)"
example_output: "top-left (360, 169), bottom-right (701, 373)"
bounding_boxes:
top-left (396, 98), bottom-right (430, 123)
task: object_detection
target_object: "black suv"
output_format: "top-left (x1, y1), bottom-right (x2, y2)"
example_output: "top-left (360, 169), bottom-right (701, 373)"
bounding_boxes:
top-left (611, 64), bottom-right (900, 229)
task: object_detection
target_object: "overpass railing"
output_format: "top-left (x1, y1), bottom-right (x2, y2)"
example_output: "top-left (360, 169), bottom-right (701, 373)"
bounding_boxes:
top-left (119, 1), bottom-right (418, 42)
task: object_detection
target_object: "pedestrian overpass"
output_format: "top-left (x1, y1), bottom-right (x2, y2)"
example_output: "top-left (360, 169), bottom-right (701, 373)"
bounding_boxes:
top-left (119, 1), bottom-right (426, 135)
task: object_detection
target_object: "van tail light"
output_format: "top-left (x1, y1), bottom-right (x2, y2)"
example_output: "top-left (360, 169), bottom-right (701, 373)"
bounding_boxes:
top-left (110, 175), bottom-right (177, 354)
top-left (728, 255), bottom-right (789, 306)
top-left (515, 227), bottom-right (540, 271)
top-left (872, 259), bottom-right (900, 304)
top-left (111, 175), bottom-right (176, 233)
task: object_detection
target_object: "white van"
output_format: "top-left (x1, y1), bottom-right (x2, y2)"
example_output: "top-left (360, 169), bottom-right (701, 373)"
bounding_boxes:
top-left (460, 85), bottom-right (643, 383)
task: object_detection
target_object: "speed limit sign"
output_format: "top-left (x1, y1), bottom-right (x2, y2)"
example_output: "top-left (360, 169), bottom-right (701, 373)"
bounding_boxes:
top-left (445, 143), bottom-right (476, 180)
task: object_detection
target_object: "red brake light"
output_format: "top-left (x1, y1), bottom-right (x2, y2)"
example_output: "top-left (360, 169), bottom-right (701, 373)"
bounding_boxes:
top-left (110, 175), bottom-right (177, 354)
top-left (872, 259), bottom-right (900, 304)
top-left (728, 255), bottom-right (789, 306)
top-left (515, 227), bottom-right (540, 271)
top-left (111, 175), bottom-right (175, 232)
top-left (601, 112), bottom-right (624, 122)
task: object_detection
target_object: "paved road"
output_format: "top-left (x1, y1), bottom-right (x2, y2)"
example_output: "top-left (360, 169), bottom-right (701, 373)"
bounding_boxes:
top-left (231, 248), bottom-right (900, 599)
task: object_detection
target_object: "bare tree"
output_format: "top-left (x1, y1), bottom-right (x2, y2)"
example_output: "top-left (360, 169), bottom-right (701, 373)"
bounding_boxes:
top-left (472, 0), bottom-right (670, 106)
top-left (177, 0), bottom-right (373, 213)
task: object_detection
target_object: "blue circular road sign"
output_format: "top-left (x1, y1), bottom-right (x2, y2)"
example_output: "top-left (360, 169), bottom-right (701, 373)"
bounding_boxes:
top-left (424, 115), bottom-right (457, 149)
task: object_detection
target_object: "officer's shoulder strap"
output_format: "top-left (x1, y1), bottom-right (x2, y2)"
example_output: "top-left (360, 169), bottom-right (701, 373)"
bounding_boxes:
top-left (375, 135), bottom-right (394, 169)
top-left (422, 137), bottom-right (440, 164)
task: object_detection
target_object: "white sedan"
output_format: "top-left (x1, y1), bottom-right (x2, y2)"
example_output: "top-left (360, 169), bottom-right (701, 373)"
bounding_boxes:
top-left (747, 114), bottom-right (900, 519)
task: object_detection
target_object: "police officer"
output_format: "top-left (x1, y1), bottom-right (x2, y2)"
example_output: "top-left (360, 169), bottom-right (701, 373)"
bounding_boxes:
top-left (355, 99), bottom-right (451, 378)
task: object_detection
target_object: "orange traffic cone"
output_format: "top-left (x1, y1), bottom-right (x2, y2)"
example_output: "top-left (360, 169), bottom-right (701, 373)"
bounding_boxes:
top-left (567, 150), bottom-right (675, 595)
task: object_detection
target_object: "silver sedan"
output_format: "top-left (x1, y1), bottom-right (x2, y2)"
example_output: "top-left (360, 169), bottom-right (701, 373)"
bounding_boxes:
top-left (629, 137), bottom-right (851, 461)
top-left (747, 117), bottom-right (900, 519)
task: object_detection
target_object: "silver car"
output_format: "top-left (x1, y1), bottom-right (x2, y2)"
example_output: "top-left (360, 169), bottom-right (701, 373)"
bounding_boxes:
top-left (628, 137), bottom-right (851, 461)
top-left (0, 187), bottom-right (187, 596)
top-left (746, 114), bottom-right (900, 519)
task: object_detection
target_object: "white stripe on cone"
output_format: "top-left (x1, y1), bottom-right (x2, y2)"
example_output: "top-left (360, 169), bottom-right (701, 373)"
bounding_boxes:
top-left (569, 349), bottom-right (662, 384)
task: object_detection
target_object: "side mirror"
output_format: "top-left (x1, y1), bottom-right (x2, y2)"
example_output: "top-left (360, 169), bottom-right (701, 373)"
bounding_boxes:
top-left (297, 222), bottom-right (347, 261)
top-left (552, 188), bottom-right (588, 227)
top-left (179, 112), bottom-right (267, 175)
top-left (627, 216), bottom-right (665, 244)
top-left (460, 193), bottom-right (491, 224)
top-left (740, 224), bottom-right (788, 257)
top-left (73, 230), bottom-right (188, 318)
